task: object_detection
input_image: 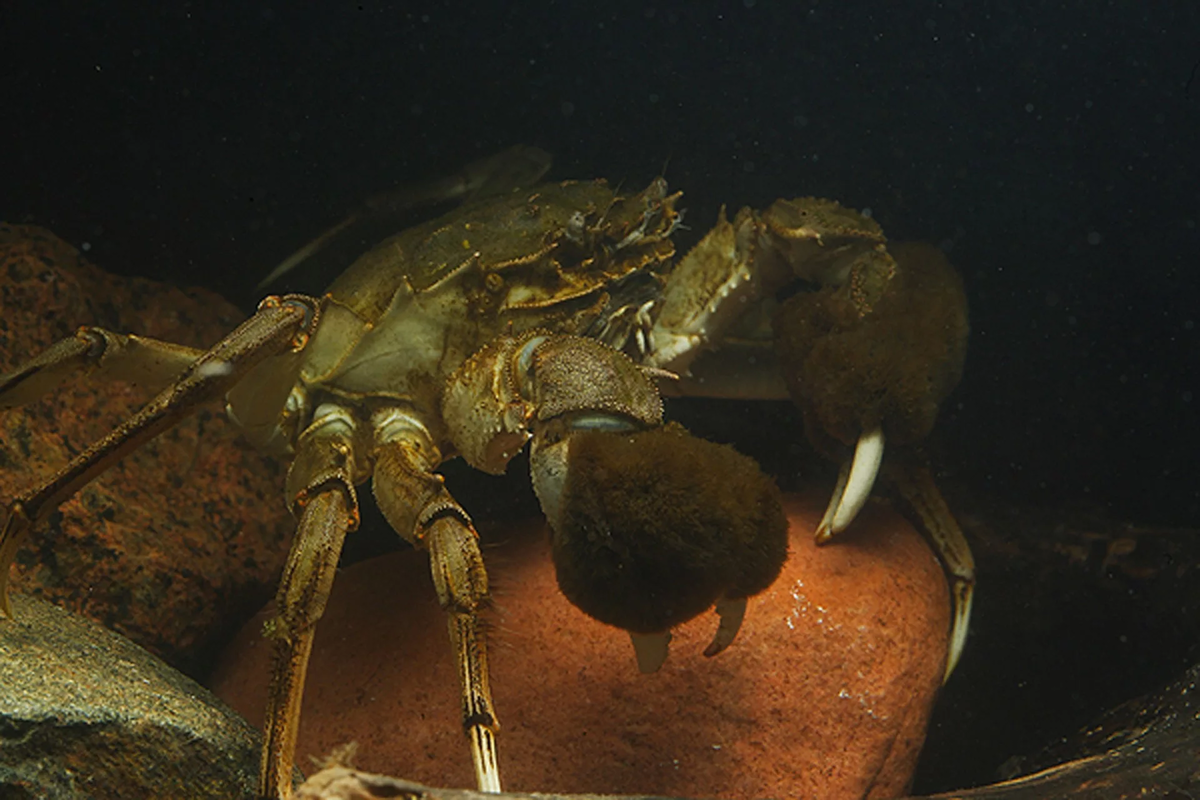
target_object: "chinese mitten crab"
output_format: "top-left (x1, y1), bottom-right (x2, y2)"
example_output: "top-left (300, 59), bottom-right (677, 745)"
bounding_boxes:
top-left (0, 171), bottom-right (971, 798)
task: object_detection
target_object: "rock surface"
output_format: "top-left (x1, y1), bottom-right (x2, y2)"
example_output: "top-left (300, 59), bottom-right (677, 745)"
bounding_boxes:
top-left (913, 484), bottom-right (1200, 793)
top-left (213, 492), bottom-right (950, 799)
top-left (914, 659), bottom-right (1200, 799)
top-left (0, 593), bottom-right (264, 800)
top-left (0, 224), bottom-right (294, 675)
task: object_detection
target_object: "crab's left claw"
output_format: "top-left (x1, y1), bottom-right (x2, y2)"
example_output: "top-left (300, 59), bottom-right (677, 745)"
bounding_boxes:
top-left (816, 426), bottom-right (885, 542)
top-left (773, 241), bottom-right (973, 679)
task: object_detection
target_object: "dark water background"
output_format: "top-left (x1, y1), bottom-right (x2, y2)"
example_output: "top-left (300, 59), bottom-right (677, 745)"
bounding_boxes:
top-left (2, 1), bottom-right (1198, 793)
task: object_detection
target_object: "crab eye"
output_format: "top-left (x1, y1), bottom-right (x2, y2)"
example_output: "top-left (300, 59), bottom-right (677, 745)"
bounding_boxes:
top-left (565, 210), bottom-right (588, 243)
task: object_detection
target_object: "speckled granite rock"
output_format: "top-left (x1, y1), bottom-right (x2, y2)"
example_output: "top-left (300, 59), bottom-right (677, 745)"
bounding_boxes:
top-left (213, 492), bottom-right (949, 799)
top-left (0, 223), bottom-right (293, 675)
top-left (0, 593), bottom-right (264, 799)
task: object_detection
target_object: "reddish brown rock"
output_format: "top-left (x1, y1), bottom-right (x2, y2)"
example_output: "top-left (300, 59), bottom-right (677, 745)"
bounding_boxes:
top-left (0, 223), bottom-right (294, 674)
top-left (212, 492), bottom-right (949, 799)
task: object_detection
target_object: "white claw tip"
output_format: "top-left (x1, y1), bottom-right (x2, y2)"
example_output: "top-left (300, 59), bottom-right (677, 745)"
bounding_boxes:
top-left (630, 630), bottom-right (672, 673)
top-left (819, 427), bottom-right (886, 540)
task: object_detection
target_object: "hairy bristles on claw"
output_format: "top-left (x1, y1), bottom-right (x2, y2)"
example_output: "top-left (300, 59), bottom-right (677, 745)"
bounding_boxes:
top-left (547, 423), bottom-right (788, 641)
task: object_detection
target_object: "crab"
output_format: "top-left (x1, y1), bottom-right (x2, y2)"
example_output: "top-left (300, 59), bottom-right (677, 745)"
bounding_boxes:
top-left (0, 166), bottom-right (973, 799)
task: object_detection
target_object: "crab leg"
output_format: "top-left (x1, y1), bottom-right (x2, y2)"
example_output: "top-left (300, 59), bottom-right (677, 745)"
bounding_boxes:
top-left (0, 296), bottom-right (317, 618)
top-left (0, 327), bottom-right (205, 409)
top-left (426, 513), bottom-right (501, 792)
top-left (883, 460), bottom-right (976, 682)
top-left (260, 403), bottom-right (367, 799)
top-left (372, 408), bottom-right (502, 793)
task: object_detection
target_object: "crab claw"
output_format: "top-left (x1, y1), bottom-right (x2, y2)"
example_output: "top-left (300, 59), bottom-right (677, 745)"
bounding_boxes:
top-left (815, 426), bottom-right (885, 542)
top-left (626, 595), bottom-right (749, 672)
top-left (530, 422), bottom-right (788, 672)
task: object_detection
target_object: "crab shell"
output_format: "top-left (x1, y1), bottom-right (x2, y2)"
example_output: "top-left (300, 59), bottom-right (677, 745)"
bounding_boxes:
top-left (227, 179), bottom-right (681, 452)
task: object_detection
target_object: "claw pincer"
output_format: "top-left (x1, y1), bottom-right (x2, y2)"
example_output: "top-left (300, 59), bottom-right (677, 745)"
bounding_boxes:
top-left (444, 330), bottom-right (788, 672)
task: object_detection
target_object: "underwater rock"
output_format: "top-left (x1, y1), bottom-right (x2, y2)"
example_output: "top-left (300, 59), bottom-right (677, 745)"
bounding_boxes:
top-left (212, 492), bottom-right (949, 799)
top-left (912, 484), bottom-right (1200, 793)
top-left (0, 224), bottom-right (293, 676)
top-left (911, 660), bottom-right (1200, 799)
top-left (0, 593), bottom-right (263, 799)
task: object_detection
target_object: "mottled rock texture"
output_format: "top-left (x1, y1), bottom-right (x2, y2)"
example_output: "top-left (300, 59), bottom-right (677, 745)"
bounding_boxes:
top-left (0, 594), bottom-right (263, 799)
top-left (0, 224), bottom-right (293, 675)
top-left (214, 492), bottom-right (949, 799)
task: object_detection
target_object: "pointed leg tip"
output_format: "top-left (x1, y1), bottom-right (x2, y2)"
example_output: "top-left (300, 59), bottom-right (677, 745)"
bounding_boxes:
top-left (942, 624), bottom-right (964, 683)
top-left (470, 725), bottom-right (503, 793)
top-left (943, 580), bottom-right (975, 683)
top-left (943, 635), bottom-right (965, 684)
